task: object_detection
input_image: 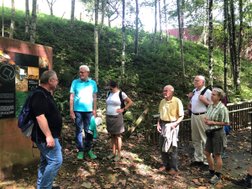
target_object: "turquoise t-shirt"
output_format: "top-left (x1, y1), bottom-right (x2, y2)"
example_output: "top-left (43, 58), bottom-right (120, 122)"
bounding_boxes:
top-left (70, 78), bottom-right (98, 112)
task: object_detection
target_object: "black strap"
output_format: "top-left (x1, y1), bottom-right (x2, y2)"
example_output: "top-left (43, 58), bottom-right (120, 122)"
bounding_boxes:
top-left (192, 85), bottom-right (211, 95)
top-left (107, 90), bottom-right (125, 109)
top-left (200, 85), bottom-right (211, 95)
top-left (119, 91), bottom-right (125, 109)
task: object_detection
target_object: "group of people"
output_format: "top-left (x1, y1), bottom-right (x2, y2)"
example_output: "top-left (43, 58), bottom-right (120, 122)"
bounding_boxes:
top-left (69, 65), bottom-right (133, 161)
top-left (157, 75), bottom-right (229, 184)
top-left (28, 68), bottom-right (251, 188)
top-left (28, 65), bottom-right (133, 188)
top-left (157, 75), bottom-right (251, 188)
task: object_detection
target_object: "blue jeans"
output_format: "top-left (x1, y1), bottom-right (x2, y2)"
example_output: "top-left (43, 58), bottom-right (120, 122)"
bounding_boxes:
top-left (75, 111), bottom-right (93, 152)
top-left (36, 138), bottom-right (63, 189)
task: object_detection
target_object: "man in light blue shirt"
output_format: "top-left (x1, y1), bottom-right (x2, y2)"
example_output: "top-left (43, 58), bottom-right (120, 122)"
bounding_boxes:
top-left (70, 65), bottom-right (98, 160)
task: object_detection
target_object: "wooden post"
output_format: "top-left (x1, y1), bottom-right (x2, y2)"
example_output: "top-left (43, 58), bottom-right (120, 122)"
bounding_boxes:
top-left (249, 111), bottom-right (252, 154)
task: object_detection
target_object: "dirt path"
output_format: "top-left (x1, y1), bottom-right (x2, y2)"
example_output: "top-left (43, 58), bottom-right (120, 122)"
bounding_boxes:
top-left (1, 125), bottom-right (251, 189)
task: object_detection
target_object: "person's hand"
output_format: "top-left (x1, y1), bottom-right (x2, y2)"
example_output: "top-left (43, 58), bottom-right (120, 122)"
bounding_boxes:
top-left (203, 116), bottom-right (208, 124)
top-left (207, 120), bottom-right (215, 126)
top-left (93, 110), bottom-right (97, 117)
top-left (165, 122), bottom-right (177, 129)
top-left (70, 110), bottom-right (75, 122)
top-left (199, 95), bottom-right (206, 102)
top-left (170, 122), bottom-right (177, 129)
top-left (116, 108), bottom-right (124, 113)
top-left (203, 117), bottom-right (213, 126)
top-left (157, 123), bottom-right (162, 133)
top-left (187, 92), bottom-right (194, 99)
top-left (46, 136), bottom-right (55, 148)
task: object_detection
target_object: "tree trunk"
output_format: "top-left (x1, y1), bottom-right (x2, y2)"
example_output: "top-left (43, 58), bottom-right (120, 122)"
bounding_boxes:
top-left (199, 1), bottom-right (208, 45)
top-left (46, 0), bottom-right (56, 16)
top-left (236, 0), bottom-right (243, 93)
top-left (158, 0), bottom-right (162, 40)
top-left (9, 0), bottom-right (15, 39)
top-left (94, 0), bottom-right (99, 83)
top-left (25, 0), bottom-right (30, 35)
top-left (228, 0), bottom-right (237, 89)
top-left (71, 0), bottom-right (75, 21)
top-left (154, 0), bottom-right (157, 35)
top-left (30, 0), bottom-right (37, 43)
top-left (163, 0), bottom-right (168, 42)
top-left (181, 0), bottom-right (185, 74)
top-left (223, 0), bottom-right (228, 93)
top-left (134, 0), bottom-right (139, 55)
top-left (108, 16), bottom-right (111, 27)
top-left (121, 0), bottom-right (126, 78)
top-left (1, 0), bottom-right (4, 37)
top-left (181, 0), bottom-right (184, 32)
top-left (101, 0), bottom-right (108, 27)
top-left (208, 0), bottom-right (213, 86)
top-left (177, 0), bottom-right (185, 76)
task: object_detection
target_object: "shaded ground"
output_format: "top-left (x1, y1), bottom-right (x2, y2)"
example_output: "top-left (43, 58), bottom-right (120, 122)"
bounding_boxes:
top-left (1, 125), bottom-right (251, 189)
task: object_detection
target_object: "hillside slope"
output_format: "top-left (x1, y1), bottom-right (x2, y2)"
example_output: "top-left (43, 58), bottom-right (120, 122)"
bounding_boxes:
top-left (2, 8), bottom-right (252, 116)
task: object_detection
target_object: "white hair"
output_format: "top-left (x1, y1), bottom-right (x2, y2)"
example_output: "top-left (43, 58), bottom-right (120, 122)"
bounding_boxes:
top-left (164, 85), bottom-right (174, 92)
top-left (79, 65), bottom-right (90, 72)
top-left (196, 75), bottom-right (205, 84)
top-left (212, 87), bottom-right (225, 99)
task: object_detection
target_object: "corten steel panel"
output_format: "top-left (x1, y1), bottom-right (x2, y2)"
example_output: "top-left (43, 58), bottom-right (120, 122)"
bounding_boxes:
top-left (0, 37), bottom-right (53, 180)
top-left (0, 37), bottom-right (53, 68)
top-left (0, 118), bottom-right (40, 180)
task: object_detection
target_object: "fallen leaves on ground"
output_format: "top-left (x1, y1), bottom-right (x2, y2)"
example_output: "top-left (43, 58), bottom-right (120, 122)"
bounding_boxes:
top-left (1, 126), bottom-right (251, 189)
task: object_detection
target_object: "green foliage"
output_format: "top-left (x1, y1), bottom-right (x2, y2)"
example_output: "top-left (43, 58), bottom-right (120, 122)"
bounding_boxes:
top-left (2, 7), bottom-right (252, 122)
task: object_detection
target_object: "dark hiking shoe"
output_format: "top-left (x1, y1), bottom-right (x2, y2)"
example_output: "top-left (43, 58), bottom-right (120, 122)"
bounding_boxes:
top-left (203, 171), bottom-right (215, 179)
top-left (200, 163), bottom-right (209, 171)
top-left (190, 161), bottom-right (204, 167)
top-left (233, 175), bottom-right (252, 189)
top-left (52, 186), bottom-right (61, 189)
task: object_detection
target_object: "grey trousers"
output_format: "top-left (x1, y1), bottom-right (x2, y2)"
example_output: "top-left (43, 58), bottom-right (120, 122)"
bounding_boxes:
top-left (159, 120), bottom-right (178, 171)
top-left (191, 114), bottom-right (208, 164)
top-left (159, 135), bottom-right (178, 170)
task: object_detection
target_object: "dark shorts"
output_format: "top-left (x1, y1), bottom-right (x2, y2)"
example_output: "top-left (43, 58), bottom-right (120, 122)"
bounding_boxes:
top-left (205, 128), bottom-right (224, 155)
top-left (106, 114), bottom-right (124, 135)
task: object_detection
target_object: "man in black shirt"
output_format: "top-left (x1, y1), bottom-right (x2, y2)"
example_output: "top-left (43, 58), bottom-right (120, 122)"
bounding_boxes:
top-left (31, 70), bottom-right (62, 189)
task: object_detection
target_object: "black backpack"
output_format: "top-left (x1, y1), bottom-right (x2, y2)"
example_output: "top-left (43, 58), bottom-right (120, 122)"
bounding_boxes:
top-left (193, 85), bottom-right (211, 97)
top-left (18, 89), bottom-right (46, 137)
top-left (107, 91), bottom-right (126, 115)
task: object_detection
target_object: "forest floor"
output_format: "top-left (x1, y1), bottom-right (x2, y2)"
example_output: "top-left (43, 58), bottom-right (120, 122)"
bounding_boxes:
top-left (1, 124), bottom-right (251, 189)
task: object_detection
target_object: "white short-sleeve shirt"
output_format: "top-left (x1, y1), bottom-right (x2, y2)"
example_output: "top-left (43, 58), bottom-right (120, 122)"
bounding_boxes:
top-left (106, 91), bottom-right (127, 115)
top-left (191, 87), bottom-right (212, 113)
